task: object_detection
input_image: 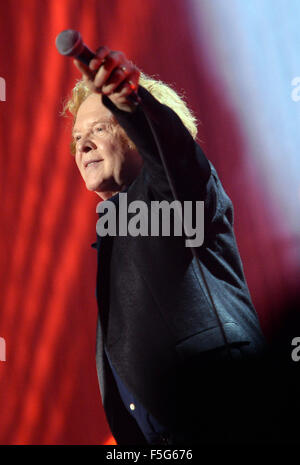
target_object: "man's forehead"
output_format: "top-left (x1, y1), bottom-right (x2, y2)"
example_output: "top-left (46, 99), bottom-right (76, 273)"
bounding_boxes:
top-left (73, 93), bottom-right (113, 132)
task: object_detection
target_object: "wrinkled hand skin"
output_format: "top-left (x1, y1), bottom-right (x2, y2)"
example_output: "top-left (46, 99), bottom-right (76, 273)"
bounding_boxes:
top-left (73, 46), bottom-right (140, 112)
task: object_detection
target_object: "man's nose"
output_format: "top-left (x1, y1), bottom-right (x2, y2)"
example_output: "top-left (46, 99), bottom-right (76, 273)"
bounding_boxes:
top-left (79, 138), bottom-right (97, 153)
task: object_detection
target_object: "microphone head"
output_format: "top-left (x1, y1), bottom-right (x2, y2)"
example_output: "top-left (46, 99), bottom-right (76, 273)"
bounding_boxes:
top-left (55, 30), bottom-right (83, 56)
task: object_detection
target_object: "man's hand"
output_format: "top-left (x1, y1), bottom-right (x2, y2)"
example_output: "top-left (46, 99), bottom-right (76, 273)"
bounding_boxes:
top-left (73, 46), bottom-right (140, 112)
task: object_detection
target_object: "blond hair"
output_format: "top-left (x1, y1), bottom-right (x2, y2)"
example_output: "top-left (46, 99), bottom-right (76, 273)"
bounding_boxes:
top-left (63, 72), bottom-right (198, 153)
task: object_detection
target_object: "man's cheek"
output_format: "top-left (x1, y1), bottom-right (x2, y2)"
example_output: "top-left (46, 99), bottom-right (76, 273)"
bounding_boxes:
top-left (74, 155), bottom-right (81, 171)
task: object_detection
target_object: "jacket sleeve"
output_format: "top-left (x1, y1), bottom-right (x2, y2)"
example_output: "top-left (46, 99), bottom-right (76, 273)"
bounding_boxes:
top-left (101, 85), bottom-right (211, 202)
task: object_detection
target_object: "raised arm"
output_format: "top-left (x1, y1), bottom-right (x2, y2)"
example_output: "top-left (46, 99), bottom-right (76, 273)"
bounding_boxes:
top-left (74, 47), bottom-right (211, 202)
top-left (102, 86), bottom-right (211, 202)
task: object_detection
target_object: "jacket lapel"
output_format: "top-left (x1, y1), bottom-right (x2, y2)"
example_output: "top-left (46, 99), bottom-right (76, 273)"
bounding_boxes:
top-left (92, 193), bottom-right (121, 403)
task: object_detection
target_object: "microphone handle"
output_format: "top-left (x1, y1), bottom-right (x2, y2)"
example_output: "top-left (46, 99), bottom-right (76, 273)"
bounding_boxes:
top-left (76, 44), bottom-right (97, 66)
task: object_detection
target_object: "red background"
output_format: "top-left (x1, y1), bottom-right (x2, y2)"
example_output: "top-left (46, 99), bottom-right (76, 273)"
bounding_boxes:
top-left (0, 0), bottom-right (299, 444)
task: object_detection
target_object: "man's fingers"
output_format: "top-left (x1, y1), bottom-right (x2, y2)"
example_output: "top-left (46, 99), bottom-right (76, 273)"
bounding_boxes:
top-left (73, 47), bottom-right (140, 111)
top-left (89, 46), bottom-right (110, 71)
top-left (73, 59), bottom-right (94, 80)
top-left (127, 70), bottom-right (140, 92)
top-left (101, 64), bottom-right (135, 95)
top-left (94, 51), bottom-right (124, 90)
top-left (95, 45), bottom-right (110, 58)
top-left (110, 70), bottom-right (140, 103)
top-left (116, 81), bottom-right (136, 97)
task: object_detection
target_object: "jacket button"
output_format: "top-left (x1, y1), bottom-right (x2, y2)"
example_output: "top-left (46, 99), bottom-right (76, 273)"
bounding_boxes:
top-left (129, 403), bottom-right (136, 411)
top-left (160, 434), bottom-right (169, 444)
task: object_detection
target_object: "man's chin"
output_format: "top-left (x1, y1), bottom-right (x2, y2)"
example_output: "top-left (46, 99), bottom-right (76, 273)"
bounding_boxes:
top-left (86, 185), bottom-right (98, 192)
top-left (85, 180), bottom-right (103, 192)
top-left (84, 174), bottom-right (122, 198)
top-left (85, 180), bottom-right (115, 199)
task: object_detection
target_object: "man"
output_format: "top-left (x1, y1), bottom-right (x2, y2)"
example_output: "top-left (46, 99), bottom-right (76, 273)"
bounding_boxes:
top-left (64, 47), bottom-right (269, 445)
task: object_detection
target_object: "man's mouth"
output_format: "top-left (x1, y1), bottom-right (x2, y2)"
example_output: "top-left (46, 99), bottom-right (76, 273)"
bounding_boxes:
top-left (84, 159), bottom-right (103, 168)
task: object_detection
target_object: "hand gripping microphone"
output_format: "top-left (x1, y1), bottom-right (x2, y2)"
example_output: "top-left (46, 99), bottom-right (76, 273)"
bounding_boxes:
top-left (55, 29), bottom-right (140, 105)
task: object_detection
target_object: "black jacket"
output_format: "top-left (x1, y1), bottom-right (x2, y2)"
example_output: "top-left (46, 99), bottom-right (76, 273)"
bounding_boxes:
top-left (93, 87), bottom-right (267, 445)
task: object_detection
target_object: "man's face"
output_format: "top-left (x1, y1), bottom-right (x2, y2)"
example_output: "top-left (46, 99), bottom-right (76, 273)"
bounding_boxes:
top-left (73, 93), bottom-right (142, 199)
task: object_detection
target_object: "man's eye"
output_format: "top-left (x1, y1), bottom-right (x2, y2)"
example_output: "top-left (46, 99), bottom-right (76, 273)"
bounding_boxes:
top-left (75, 135), bottom-right (81, 141)
top-left (96, 127), bottom-right (103, 132)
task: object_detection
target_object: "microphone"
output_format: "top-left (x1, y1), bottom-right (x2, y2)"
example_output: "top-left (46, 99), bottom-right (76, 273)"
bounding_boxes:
top-left (55, 30), bottom-right (95, 66)
top-left (55, 29), bottom-right (140, 105)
